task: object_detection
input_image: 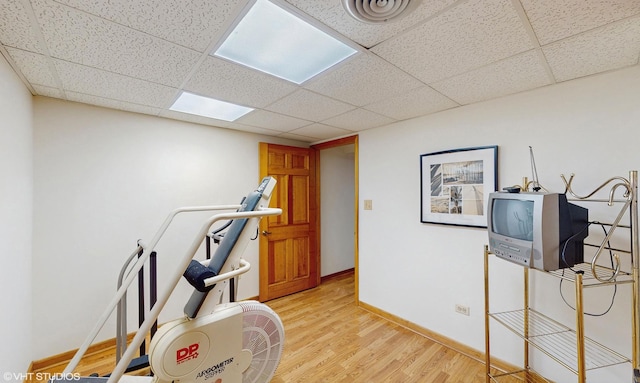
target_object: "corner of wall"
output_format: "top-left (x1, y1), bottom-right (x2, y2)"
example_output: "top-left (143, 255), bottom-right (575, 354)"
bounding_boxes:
top-left (0, 53), bottom-right (34, 375)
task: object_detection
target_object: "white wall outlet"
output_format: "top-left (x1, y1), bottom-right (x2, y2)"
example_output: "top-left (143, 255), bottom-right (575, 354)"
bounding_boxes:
top-left (455, 304), bottom-right (470, 316)
top-left (364, 199), bottom-right (373, 210)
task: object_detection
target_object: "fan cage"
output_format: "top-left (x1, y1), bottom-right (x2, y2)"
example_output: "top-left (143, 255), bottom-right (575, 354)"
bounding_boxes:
top-left (239, 301), bottom-right (285, 383)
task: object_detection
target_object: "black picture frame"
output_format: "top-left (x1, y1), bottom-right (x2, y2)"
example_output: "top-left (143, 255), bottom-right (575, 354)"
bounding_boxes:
top-left (420, 146), bottom-right (498, 227)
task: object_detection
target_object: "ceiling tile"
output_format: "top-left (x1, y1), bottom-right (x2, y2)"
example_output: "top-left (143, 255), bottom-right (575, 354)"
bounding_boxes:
top-left (543, 17), bottom-right (640, 82)
top-left (33, 84), bottom-right (64, 98)
top-left (371, 0), bottom-right (534, 84)
top-left (0, 0), bottom-right (44, 53)
top-left (184, 56), bottom-right (298, 108)
top-left (266, 89), bottom-right (356, 122)
top-left (521, 0), bottom-right (640, 45)
top-left (431, 50), bottom-right (552, 105)
top-left (65, 91), bottom-right (162, 116)
top-left (52, 0), bottom-right (244, 52)
top-left (32, 0), bottom-right (201, 88)
top-left (305, 52), bottom-right (424, 107)
top-left (5, 47), bottom-right (57, 87)
top-left (54, 60), bottom-right (178, 108)
top-left (364, 86), bottom-right (459, 120)
top-left (285, 0), bottom-right (458, 48)
top-left (288, 123), bottom-right (353, 140)
top-left (236, 109), bottom-right (312, 132)
top-left (223, 122), bottom-right (290, 136)
top-left (277, 131), bottom-right (317, 143)
top-left (2, 0), bottom-right (639, 142)
top-left (321, 108), bottom-right (396, 131)
top-left (159, 109), bottom-right (232, 128)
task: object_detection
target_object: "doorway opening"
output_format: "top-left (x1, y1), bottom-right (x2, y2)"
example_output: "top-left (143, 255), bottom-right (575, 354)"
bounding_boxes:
top-left (312, 135), bottom-right (359, 302)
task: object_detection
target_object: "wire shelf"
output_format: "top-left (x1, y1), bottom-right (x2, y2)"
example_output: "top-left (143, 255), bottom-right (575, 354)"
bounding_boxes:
top-left (489, 309), bottom-right (630, 374)
top-left (546, 263), bottom-right (633, 287)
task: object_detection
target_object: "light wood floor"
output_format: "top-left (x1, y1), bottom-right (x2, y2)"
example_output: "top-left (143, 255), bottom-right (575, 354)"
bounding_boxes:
top-left (31, 271), bottom-right (525, 382)
top-left (267, 271), bottom-right (518, 383)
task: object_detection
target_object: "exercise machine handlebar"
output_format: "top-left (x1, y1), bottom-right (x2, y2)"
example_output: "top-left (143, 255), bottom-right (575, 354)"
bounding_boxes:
top-left (62, 206), bottom-right (281, 382)
top-left (200, 258), bottom-right (251, 287)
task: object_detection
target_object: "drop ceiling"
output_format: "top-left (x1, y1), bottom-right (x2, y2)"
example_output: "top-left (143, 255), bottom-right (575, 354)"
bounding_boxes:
top-left (1, 0), bottom-right (639, 143)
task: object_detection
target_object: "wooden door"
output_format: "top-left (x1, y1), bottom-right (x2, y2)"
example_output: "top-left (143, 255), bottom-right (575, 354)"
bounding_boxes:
top-left (259, 143), bottom-right (319, 301)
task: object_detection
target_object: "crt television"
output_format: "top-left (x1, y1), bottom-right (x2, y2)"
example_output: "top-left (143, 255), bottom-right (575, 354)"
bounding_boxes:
top-left (487, 192), bottom-right (589, 271)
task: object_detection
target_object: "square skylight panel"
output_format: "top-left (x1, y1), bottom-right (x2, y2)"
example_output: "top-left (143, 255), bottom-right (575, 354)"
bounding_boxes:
top-left (170, 92), bottom-right (253, 121)
top-left (214, 0), bottom-right (358, 84)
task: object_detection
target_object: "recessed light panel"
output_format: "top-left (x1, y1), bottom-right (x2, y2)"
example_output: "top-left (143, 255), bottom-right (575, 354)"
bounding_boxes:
top-left (214, 0), bottom-right (358, 84)
top-left (170, 92), bottom-right (254, 121)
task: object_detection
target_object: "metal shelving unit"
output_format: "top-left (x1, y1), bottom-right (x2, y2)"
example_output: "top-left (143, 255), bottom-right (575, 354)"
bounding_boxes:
top-left (484, 171), bottom-right (639, 383)
top-left (490, 308), bottom-right (629, 373)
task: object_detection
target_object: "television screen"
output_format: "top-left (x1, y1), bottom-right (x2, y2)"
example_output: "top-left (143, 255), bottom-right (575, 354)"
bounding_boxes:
top-left (491, 199), bottom-right (534, 241)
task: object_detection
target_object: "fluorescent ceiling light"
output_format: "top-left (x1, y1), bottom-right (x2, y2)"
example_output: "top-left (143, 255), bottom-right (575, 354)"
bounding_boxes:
top-left (170, 92), bottom-right (253, 121)
top-left (214, 0), bottom-right (358, 84)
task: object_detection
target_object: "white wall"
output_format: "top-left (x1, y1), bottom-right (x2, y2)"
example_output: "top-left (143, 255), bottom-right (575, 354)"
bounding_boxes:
top-left (0, 55), bottom-right (33, 375)
top-left (32, 98), bottom-right (304, 359)
top-left (358, 65), bottom-right (640, 383)
top-left (320, 145), bottom-right (355, 276)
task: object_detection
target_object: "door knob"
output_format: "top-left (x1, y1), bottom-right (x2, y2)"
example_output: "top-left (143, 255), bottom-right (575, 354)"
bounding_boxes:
top-left (261, 230), bottom-right (272, 236)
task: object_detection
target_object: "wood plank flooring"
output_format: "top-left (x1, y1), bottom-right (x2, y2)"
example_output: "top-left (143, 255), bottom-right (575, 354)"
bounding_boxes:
top-left (267, 271), bottom-right (517, 383)
top-left (30, 271), bottom-right (525, 382)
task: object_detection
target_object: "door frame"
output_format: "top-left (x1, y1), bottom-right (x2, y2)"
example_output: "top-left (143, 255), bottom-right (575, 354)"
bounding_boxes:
top-left (311, 135), bottom-right (359, 303)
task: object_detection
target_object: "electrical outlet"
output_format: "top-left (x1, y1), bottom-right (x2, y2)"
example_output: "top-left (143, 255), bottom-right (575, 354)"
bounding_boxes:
top-left (364, 200), bottom-right (373, 210)
top-left (455, 304), bottom-right (470, 316)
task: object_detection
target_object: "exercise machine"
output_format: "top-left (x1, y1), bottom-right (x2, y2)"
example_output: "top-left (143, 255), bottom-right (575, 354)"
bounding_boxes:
top-left (58, 177), bottom-right (284, 383)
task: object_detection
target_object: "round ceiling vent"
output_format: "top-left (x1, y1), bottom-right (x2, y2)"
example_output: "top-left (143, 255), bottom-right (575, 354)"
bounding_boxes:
top-left (342, 0), bottom-right (421, 24)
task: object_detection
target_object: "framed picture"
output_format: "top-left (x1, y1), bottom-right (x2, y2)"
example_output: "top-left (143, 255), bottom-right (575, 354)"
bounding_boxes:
top-left (420, 146), bottom-right (498, 227)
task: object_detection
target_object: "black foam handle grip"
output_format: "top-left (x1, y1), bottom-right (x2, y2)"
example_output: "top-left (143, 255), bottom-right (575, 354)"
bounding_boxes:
top-left (183, 260), bottom-right (217, 292)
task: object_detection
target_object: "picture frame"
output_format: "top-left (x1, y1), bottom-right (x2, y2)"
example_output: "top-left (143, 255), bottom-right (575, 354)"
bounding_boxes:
top-left (420, 146), bottom-right (498, 227)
